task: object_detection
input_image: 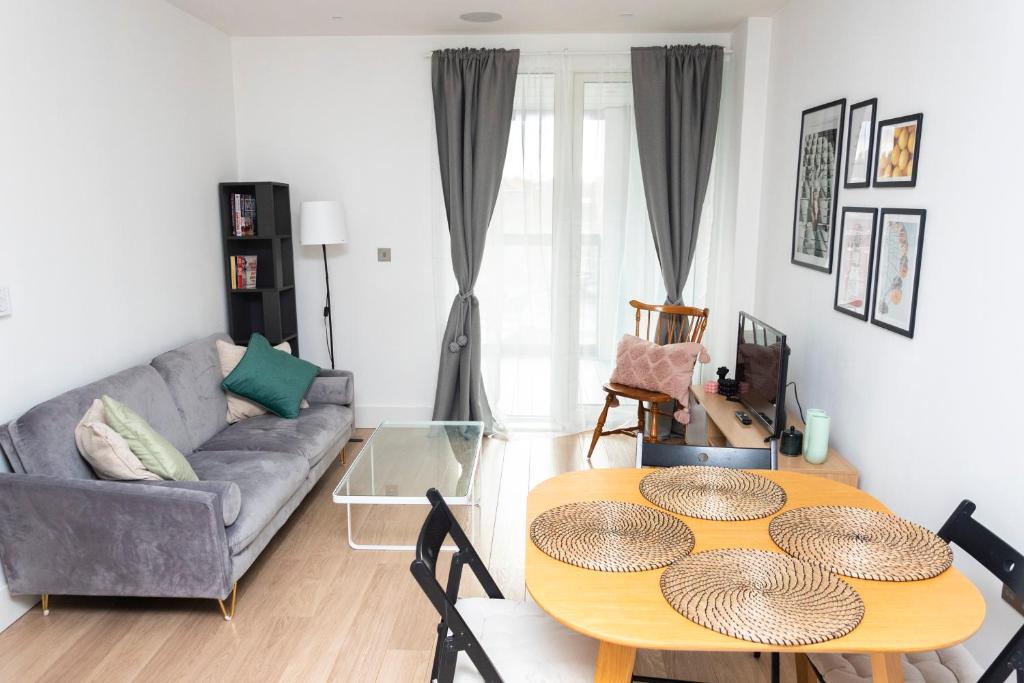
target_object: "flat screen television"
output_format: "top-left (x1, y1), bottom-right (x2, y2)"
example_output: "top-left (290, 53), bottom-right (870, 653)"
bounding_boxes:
top-left (734, 312), bottom-right (790, 438)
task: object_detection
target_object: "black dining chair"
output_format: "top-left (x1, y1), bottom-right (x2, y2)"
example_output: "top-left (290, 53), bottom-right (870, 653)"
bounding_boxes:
top-left (635, 435), bottom-right (779, 470)
top-left (633, 434), bottom-right (781, 683)
top-left (409, 488), bottom-right (598, 682)
top-left (808, 499), bottom-right (1024, 682)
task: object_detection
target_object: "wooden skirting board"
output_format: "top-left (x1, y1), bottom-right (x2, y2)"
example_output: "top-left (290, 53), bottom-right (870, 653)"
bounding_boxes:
top-left (691, 385), bottom-right (859, 488)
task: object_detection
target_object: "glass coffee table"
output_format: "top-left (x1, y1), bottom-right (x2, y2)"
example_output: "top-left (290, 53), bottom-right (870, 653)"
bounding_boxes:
top-left (332, 421), bottom-right (483, 550)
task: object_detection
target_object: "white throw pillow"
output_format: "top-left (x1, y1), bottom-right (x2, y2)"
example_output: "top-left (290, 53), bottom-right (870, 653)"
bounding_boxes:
top-left (74, 399), bottom-right (161, 480)
top-left (216, 339), bottom-right (310, 423)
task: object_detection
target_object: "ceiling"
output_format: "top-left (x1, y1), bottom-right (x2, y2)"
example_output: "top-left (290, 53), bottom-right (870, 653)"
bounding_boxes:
top-left (165, 0), bottom-right (786, 36)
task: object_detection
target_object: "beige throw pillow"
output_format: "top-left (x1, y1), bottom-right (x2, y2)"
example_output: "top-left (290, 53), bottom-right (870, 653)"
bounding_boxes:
top-left (74, 399), bottom-right (160, 481)
top-left (216, 339), bottom-right (309, 423)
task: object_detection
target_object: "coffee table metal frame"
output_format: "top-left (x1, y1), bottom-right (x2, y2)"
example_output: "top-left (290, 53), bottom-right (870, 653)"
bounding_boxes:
top-left (332, 420), bottom-right (483, 551)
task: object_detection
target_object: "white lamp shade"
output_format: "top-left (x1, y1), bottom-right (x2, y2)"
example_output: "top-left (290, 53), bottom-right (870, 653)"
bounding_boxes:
top-left (300, 201), bottom-right (348, 245)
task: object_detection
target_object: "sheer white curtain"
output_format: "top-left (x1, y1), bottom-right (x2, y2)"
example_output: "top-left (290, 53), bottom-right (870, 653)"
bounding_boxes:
top-left (434, 53), bottom-right (733, 434)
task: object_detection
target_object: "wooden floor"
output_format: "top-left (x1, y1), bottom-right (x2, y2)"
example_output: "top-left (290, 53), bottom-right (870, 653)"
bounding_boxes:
top-left (0, 430), bottom-right (800, 682)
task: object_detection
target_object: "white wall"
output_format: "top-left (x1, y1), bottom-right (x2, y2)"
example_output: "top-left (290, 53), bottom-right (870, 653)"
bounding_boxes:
top-left (701, 17), bottom-right (773, 375)
top-left (0, 0), bottom-right (236, 628)
top-left (230, 32), bottom-right (731, 426)
top-left (728, 17), bottom-right (771, 316)
top-left (755, 0), bottom-right (1024, 662)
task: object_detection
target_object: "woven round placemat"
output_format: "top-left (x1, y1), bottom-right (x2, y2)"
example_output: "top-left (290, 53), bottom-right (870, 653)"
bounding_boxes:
top-left (769, 506), bottom-right (953, 581)
top-left (639, 466), bottom-right (787, 521)
top-left (529, 501), bottom-right (695, 572)
top-left (660, 548), bottom-right (865, 646)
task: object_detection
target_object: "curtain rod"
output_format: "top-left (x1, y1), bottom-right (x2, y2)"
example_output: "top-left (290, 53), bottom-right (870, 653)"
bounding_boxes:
top-left (424, 47), bottom-right (734, 59)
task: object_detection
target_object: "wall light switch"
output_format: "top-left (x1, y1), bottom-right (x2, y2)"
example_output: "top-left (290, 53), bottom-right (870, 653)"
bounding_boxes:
top-left (377, 247), bottom-right (392, 262)
top-left (0, 287), bottom-right (11, 317)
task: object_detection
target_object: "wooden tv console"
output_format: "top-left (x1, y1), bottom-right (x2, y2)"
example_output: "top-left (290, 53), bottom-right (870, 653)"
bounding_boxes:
top-left (691, 384), bottom-right (859, 488)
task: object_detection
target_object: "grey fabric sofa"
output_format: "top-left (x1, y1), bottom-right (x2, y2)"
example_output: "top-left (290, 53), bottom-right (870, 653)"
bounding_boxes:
top-left (0, 333), bottom-right (353, 614)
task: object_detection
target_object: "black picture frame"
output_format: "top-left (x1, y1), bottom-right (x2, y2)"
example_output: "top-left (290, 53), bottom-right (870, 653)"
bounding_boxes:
top-left (791, 98), bottom-right (846, 274)
top-left (874, 113), bottom-right (923, 188)
top-left (833, 207), bottom-right (878, 320)
top-left (844, 98), bottom-right (877, 188)
top-left (870, 208), bottom-right (926, 338)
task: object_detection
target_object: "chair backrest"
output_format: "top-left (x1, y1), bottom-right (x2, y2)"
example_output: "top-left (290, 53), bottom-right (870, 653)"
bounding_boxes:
top-left (936, 500), bottom-right (1024, 683)
top-left (630, 300), bottom-right (709, 345)
top-left (410, 488), bottom-right (505, 683)
top-left (636, 434), bottom-right (778, 470)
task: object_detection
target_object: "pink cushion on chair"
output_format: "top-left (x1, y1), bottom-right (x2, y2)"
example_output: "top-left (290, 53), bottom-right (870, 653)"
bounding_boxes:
top-left (608, 335), bottom-right (710, 424)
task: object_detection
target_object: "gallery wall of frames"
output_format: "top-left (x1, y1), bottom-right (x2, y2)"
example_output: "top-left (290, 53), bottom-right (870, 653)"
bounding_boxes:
top-left (790, 96), bottom-right (926, 339)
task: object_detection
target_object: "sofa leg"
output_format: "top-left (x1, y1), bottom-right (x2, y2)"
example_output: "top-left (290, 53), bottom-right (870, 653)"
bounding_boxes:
top-left (41, 593), bottom-right (49, 616)
top-left (216, 583), bottom-right (237, 621)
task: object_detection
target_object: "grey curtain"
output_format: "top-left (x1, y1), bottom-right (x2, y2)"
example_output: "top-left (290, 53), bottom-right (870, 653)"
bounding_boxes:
top-left (430, 48), bottom-right (519, 431)
top-left (631, 45), bottom-right (724, 306)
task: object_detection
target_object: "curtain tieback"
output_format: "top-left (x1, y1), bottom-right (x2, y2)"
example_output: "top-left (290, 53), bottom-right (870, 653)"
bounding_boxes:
top-left (448, 290), bottom-right (475, 352)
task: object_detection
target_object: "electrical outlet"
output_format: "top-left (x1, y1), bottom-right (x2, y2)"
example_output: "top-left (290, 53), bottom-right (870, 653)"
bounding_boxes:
top-left (0, 287), bottom-right (11, 317)
top-left (377, 247), bottom-right (391, 263)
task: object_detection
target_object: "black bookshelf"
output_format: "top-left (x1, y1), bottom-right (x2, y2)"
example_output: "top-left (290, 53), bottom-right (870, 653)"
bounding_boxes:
top-left (219, 182), bottom-right (299, 356)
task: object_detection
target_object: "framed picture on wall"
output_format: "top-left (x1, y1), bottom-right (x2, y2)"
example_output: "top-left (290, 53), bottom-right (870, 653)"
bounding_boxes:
top-left (791, 98), bottom-right (846, 273)
top-left (833, 207), bottom-right (878, 320)
top-left (870, 209), bottom-right (926, 338)
top-left (844, 98), bottom-right (877, 188)
top-left (874, 114), bottom-right (923, 187)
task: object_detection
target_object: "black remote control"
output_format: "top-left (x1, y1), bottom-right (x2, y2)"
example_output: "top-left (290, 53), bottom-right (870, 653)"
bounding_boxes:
top-left (734, 410), bottom-right (752, 426)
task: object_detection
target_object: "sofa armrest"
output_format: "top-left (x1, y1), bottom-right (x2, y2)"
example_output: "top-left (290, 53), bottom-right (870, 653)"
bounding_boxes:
top-left (134, 479), bottom-right (241, 526)
top-left (0, 473), bottom-right (232, 599)
top-left (306, 369), bottom-right (354, 406)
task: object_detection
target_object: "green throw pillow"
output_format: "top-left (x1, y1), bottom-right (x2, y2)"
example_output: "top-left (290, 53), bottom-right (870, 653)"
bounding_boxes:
top-left (221, 333), bottom-right (319, 419)
top-left (101, 395), bottom-right (198, 481)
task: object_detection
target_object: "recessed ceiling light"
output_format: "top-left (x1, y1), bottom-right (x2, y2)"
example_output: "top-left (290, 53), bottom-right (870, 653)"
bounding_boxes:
top-left (459, 11), bottom-right (503, 23)
top-left (620, 11), bottom-right (634, 17)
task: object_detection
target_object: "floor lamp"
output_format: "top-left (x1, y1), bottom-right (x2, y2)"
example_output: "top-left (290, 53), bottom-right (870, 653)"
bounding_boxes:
top-left (300, 201), bottom-right (348, 369)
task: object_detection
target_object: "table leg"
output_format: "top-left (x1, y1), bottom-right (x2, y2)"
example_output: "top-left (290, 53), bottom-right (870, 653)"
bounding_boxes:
top-left (794, 653), bottom-right (816, 683)
top-left (870, 653), bottom-right (904, 683)
top-left (594, 641), bottom-right (636, 682)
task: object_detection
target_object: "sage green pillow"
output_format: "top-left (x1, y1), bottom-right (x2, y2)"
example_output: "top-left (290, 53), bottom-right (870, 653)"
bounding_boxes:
top-left (101, 395), bottom-right (198, 481)
top-left (221, 333), bottom-right (319, 419)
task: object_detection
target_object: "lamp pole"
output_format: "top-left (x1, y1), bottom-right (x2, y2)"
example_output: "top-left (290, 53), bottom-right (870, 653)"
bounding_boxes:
top-left (300, 200), bottom-right (347, 370)
top-left (322, 244), bottom-right (335, 369)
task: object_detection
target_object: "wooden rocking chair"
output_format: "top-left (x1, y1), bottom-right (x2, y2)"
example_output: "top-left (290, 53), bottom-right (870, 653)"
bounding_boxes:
top-left (587, 300), bottom-right (709, 460)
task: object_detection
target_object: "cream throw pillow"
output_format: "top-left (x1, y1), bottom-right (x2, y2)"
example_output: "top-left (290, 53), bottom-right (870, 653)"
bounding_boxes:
top-left (216, 339), bottom-right (309, 423)
top-left (74, 399), bottom-right (160, 481)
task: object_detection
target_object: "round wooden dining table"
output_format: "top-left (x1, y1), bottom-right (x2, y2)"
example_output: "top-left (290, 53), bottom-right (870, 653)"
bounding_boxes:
top-left (525, 468), bottom-right (985, 683)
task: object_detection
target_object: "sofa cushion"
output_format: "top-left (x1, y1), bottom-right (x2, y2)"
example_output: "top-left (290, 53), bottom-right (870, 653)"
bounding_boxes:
top-left (102, 395), bottom-right (198, 482)
top-left (151, 333), bottom-right (232, 452)
top-left (186, 450), bottom-right (309, 553)
top-left (198, 404), bottom-right (353, 468)
top-left (305, 370), bottom-right (354, 406)
top-left (221, 334), bottom-right (319, 419)
top-left (75, 399), bottom-right (160, 481)
top-left (135, 479), bottom-right (242, 526)
top-left (5, 366), bottom-right (191, 479)
top-left (215, 339), bottom-right (308, 424)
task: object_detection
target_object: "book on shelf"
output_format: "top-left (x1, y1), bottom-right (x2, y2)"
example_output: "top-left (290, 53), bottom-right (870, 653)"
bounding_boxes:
top-left (230, 193), bottom-right (256, 237)
top-left (228, 255), bottom-right (258, 289)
